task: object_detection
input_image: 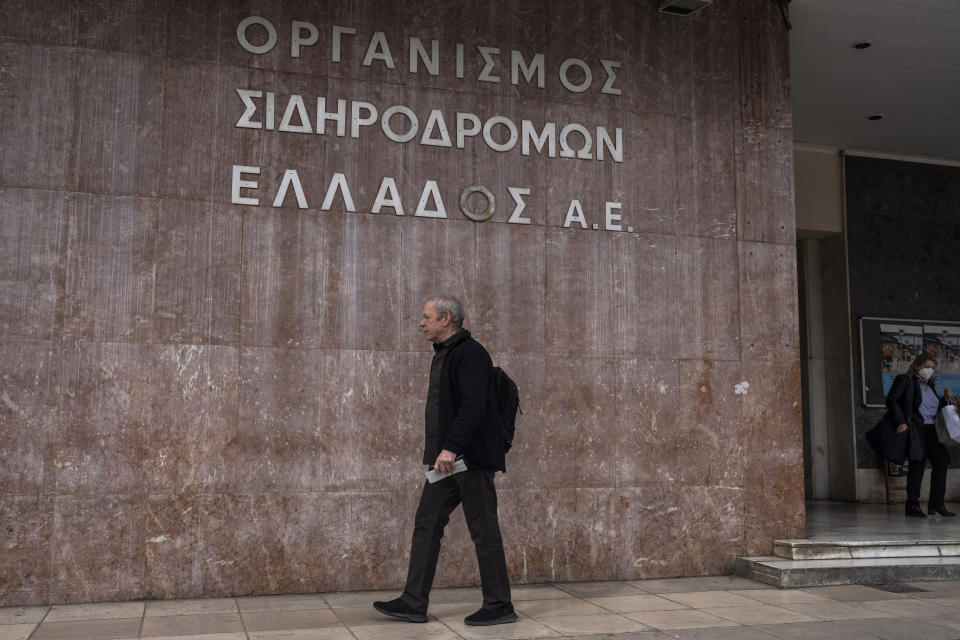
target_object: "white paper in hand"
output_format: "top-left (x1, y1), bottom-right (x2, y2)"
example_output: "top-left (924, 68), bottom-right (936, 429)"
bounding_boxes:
top-left (426, 458), bottom-right (468, 484)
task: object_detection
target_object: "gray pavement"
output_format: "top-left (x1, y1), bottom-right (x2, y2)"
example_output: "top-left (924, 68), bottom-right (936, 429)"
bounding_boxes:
top-left (2, 576), bottom-right (959, 639)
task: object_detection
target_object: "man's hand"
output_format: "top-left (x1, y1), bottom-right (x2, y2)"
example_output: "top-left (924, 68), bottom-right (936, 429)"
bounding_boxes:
top-left (434, 449), bottom-right (457, 474)
top-left (897, 423), bottom-right (908, 434)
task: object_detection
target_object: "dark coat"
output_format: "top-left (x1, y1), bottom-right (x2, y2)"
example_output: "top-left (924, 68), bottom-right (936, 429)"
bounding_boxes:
top-left (436, 330), bottom-right (505, 472)
top-left (886, 373), bottom-right (947, 461)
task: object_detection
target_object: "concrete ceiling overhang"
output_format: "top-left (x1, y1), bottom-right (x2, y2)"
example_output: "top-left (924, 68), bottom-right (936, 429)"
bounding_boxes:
top-left (789, 0), bottom-right (960, 161)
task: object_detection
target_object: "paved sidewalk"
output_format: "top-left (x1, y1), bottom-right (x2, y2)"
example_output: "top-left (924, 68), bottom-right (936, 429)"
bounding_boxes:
top-left (2, 576), bottom-right (960, 640)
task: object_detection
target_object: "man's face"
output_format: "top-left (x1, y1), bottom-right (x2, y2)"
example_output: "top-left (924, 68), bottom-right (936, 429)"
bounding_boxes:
top-left (419, 301), bottom-right (449, 343)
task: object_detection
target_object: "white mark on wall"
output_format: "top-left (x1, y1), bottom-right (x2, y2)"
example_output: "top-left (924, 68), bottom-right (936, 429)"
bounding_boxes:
top-left (1, 391), bottom-right (22, 414)
top-left (175, 346), bottom-right (205, 396)
top-left (633, 557), bottom-right (669, 567)
top-left (147, 535), bottom-right (169, 543)
top-left (734, 381), bottom-right (750, 395)
top-left (546, 505), bottom-right (558, 530)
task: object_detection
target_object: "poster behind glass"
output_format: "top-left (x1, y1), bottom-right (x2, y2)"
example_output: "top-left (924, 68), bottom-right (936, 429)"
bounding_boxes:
top-left (861, 318), bottom-right (960, 407)
top-left (924, 324), bottom-right (960, 394)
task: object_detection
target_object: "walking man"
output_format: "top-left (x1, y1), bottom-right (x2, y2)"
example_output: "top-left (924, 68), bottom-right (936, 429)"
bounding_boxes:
top-left (373, 294), bottom-right (517, 626)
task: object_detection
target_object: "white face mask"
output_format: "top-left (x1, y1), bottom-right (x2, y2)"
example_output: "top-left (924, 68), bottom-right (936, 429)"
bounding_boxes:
top-left (918, 367), bottom-right (934, 381)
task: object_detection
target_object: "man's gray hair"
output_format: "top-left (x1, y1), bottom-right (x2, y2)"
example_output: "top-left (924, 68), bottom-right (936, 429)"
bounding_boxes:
top-left (425, 293), bottom-right (465, 327)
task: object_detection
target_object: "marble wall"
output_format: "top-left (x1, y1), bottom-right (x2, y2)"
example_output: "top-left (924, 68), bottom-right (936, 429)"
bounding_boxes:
top-left (0, 0), bottom-right (802, 605)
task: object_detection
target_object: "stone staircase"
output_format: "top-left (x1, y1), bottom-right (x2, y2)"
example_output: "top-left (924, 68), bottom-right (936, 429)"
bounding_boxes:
top-left (736, 538), bottom-right (960, 588)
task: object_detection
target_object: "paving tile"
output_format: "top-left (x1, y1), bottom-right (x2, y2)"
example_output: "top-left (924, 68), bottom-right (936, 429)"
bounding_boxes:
top-left (703, 604), bottom-right (818, 625)
top-left (511, 584), bottom-right (575, 601)
top-left (555, 634), bottom-right (671, 640)
top-left (518, 598), bottom-right (607, 617)
top-left (428, 602), bottom-right (480, 621)
top-left (905, 581), bottom-right (960, 599)
top-left (856, 598), bottom-right (960, 617)
top-left (45, 602), bottom-right (145, 622)
top-left (839, 617), bottom-right (960, 640)
top-left (586, 594), bottom-right (690, 613)
top-left (930, 597), bottom-right (960, 609)
top-left (536, 612), bottom-right (650, 635)
top-left (248, 630), bottom-right (354, 640)
top-left (236, 595), bottom-right (330, 612)
top-left (427, 587), bottom-right (484, 604)
top-left (140, 612), bottom-right (243, 636)
top-left (242, 609), bottom-right (340, 632)
top-left (145, 598), bottom-right (238, 616)
top-left (798, 585), bottom-right (906, 602)
top-left (443, 616), bottom-right (561, 638)
top-left (779, 602), bottom-right (894, 621)
top-left (322, 590), bottom-right (398, 609)
top-left (738, 590), bottom-right (829, 605)
top-left (0, 624), bottom-right (38, 640)
top-left (632, 577), bottom-right (775, 593)
top-left (31, 618), bottom-right (142, 640)
top-left (555, 581), bottom-right (646, 598)
top-left (350, 621), bottom-right (462, 639)
top-left (142, 635), bottom-right (246, 640)
top-left (929, 615), bottom-right (960, 633)
top-left (662, 591), bottom-right (764, 608)
top-left (624, 609), bottom-right (740, 630)
top-left (754, 621), bottom-right (884, 639)
top-left (668, 627), bottom-right (782, 640)
top-left (0, 607), bottom-right (48, 624)
top-left (336, 605), bottom-right (437, 626)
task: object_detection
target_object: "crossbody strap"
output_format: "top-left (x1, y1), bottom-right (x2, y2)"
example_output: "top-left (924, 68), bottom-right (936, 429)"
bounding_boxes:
top-left (904, 377), bottom-right (915, 424)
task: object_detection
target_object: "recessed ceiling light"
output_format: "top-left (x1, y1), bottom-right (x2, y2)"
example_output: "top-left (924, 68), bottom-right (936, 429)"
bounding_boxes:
top-left (867, 115), bottom-right (883, 121)
top-left (852, 41), bottom-right (872, 50)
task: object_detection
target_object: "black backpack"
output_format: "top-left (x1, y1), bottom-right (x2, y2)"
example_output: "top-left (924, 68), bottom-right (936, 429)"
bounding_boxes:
top-left (492, 366), bottom-right (521, 452)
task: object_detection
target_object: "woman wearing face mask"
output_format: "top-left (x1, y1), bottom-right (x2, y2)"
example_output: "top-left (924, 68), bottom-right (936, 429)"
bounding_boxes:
top-left (886, 353), bottom-right (955, 517)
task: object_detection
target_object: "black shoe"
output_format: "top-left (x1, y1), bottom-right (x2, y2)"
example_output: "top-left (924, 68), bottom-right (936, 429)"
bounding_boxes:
top-left (373, 598), bottom-right (428, 623)
top-left (905, 504), bottom-right (927, 518)
top-left (464, 605), bottom-right (518, 626)
top-left (928, 505), bottom-right (957, 517)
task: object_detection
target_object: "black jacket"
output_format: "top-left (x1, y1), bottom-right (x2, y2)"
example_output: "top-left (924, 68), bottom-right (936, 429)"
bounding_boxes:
top-left (432, 330), bottom-right (505, 472)
top-left (886, 373), bottom-right (947, 461)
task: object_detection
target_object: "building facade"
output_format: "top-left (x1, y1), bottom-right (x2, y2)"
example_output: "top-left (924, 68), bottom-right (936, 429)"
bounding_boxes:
top-left (0, 0), bottom-right (802, 605)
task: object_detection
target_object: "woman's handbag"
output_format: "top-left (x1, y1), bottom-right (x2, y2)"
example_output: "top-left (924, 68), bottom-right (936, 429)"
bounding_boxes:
top-left (865, 376), bottom-right (914, 464)
top-left (935, 404), bottom-right (960, 448)
top-left (865, 416), bottom-right (909, 464)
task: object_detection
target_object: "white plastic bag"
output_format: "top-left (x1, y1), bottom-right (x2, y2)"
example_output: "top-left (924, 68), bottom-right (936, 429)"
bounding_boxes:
top-left (935, 404), bottom-right (960, 447)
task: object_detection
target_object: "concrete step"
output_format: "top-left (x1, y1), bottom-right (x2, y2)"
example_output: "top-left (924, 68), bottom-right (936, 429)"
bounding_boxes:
top-left (773, 538), bottom-right (960, 560)
top-left (736, 555), bottom-right (960, 588)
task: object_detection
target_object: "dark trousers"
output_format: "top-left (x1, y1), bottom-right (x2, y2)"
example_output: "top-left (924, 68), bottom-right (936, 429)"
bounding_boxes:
top-left (400, 469), bottom-right (511, 613)
top-left (907, 424), bottom-right (950, 508)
